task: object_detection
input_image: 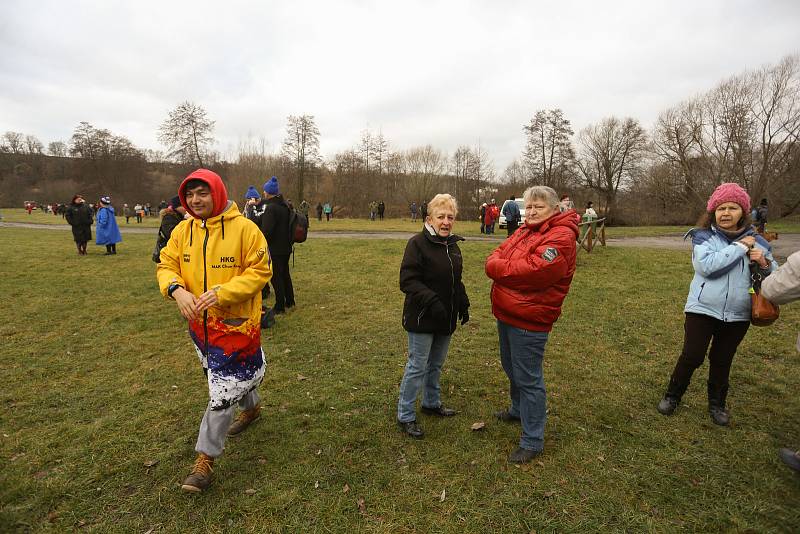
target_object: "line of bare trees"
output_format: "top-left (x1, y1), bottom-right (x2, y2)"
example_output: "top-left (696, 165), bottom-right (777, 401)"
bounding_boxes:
top-left (2, 54), bottom-right (798, 222)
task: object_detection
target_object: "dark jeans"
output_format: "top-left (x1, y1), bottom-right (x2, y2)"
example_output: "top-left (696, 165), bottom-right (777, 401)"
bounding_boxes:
top-left (506, 221), bottom-right (518, 236)
top-left (271, 254), bottom-right (295, 312)
top-left (669, 312), bottom-right (750, 390)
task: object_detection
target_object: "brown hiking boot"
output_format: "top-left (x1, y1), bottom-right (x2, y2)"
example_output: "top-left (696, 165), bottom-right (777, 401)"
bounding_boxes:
top-left (181, 453), bottom-right (214, 493)
top-left (227, 405), bottom-right (261, 436)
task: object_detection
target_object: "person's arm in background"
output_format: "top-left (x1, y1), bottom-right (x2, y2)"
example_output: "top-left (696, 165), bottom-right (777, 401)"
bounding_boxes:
top-left (761, 251), bottom-right (800, 305)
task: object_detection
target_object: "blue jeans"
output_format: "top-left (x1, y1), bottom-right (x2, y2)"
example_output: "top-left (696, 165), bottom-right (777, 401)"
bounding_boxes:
top-left (397, 332), bottom-right (451, 423)
top-left (497, 320), bottom-right (548, 451)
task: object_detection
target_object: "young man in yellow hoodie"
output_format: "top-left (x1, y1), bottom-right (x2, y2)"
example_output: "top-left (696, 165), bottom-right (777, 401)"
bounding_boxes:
top-left (157, 169), bottom-right (272, 492)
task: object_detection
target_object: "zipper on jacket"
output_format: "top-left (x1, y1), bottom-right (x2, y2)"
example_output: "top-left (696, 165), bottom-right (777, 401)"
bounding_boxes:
top-left (697, 282), bottom-right (705, 302)
top-left (202, 222), bottom-right (210, 356)
top-left (445, 242), bottom-right (455, 327)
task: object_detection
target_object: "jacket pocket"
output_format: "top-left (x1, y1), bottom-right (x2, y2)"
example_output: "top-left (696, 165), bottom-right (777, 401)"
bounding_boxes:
top-left (697, 282), bottom-right (705, 303)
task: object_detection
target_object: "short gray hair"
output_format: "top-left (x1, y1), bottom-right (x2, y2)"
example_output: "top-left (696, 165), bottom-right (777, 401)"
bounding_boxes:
top-left (427, 193), bottom-right (458, 217)
top-left (523, 186), bottom-right (559, 209)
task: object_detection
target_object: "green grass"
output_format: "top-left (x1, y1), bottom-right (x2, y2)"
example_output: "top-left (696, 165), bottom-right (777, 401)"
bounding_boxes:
top-left (1, 227), bottom-right (799, 532)
top-left (0, 208), bottom-right (160, 228)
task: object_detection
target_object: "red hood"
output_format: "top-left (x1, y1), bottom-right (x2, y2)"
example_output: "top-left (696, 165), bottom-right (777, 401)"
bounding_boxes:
top-left (178, 169), bottom-right (229, 219)
top-left (525, 209), bottom-right (580, 238)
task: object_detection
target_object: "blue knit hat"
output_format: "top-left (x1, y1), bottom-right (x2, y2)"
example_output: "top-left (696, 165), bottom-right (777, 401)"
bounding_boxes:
top-left (245, 186), bottom-right (261, 199)
top-left (263, 176), bottom-right (279, 195)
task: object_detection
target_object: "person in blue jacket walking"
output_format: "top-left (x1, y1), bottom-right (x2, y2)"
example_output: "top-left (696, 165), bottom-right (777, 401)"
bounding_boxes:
top-left (96, 196), bottom-right (122, 255)
top-left (656, 183), bottom-right (777, 426)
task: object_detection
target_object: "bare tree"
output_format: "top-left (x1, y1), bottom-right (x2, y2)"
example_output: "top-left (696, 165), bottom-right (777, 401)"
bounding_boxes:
top-left (24, 135), bottom-right (43, 155)
top-left (281, 114), bottom-right (321, 201)
top-left (2, 131), bottom-right (25, 154)
top-left (48, 141), bottom-right (67, 157)
top-left (577, 117), bottom-right (648, 220)
top-left (403, 145), bottom-right (447, 202)
top-left (158, 101), bottom-right (215, 167)
top-left (522, 109), bottom-right (576, 189)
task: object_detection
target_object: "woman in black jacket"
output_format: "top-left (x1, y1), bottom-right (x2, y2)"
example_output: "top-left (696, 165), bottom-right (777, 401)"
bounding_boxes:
top-left (65, 195), bottom-right (93, 255)
top-left (397, 193), bottom-right (470, 438)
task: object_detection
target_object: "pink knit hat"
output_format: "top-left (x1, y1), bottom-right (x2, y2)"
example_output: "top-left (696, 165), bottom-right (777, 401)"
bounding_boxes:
top-left (706, 182), bottom-right (750, 214)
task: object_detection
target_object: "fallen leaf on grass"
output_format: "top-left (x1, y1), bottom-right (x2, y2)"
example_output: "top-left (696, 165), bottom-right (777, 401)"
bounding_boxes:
top-left (244, 488), bottom-right (256, 495)
top-left (297, 374), bottom-right (308, 381)
top-left (543, 491), bottom-right (555, 498)
top-left (536, 461), bottom-right (545, 467)
top-left (439, 489), bottom-right (446, 502)
top-left (47, 511), bottom-right (59, 522)
top-left (316, 449), bottom-right (322, 456)
top-left (596, 455), bottom-right (605, 462)
top-left (343, 483), bottom-right (350, 494)
top-left (470, 421), bottom-right (485, 431)
top-left (143, 459), bottom-right (159, 468)
top-left (284, 348), bottom-right (292, 354)
top-left (10, 453), bottom-right (24, 461)
top-left (314, 481), bottom-right (320, 489)
top-left (33, 470), bottom-right (48, 479)
top-left (144, 529), bottom-right (154, 534)
top-left (258, 457), bottom-right (267, 464)
top-left (357, 497), bottom-right (367, 515)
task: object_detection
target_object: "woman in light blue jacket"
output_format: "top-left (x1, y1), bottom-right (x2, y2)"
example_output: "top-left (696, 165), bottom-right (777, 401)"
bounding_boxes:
top-left (656, 183), bottom-right (777, 426)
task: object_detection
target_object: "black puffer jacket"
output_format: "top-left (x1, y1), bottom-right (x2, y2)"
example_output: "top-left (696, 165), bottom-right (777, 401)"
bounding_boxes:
top-left (400, 228), bottom-right (470, 335)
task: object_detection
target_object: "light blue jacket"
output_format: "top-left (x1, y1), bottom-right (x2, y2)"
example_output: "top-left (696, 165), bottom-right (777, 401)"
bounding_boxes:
top-left (684, 226), bottom-right (777, 322)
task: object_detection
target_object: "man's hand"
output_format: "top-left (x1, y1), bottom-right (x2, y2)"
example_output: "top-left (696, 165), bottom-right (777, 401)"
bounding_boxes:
top-left (196, 289), bottom-right (219, 313)
top-left (173, 288), bottom-right (199, 321)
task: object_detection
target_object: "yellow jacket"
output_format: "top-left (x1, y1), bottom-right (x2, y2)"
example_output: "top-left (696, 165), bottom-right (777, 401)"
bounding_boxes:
top-left (157, 201), bottom-right (272, 407)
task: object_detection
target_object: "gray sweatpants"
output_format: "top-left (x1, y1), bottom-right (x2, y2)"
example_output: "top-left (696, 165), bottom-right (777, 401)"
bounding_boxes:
top-left (195, 388), bottom-right (260, 458)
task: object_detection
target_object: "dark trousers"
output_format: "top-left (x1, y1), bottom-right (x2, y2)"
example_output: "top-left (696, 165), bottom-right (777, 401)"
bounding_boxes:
top-left (271, 254), bottom-right (295, 312)
top-left (506, 221), bottom-right (519, 236)
top-left (668, 313), bottom-right (749, 393)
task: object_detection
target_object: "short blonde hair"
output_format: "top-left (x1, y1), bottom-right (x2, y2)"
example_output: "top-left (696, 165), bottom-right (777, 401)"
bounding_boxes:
top-left (427, 193), bottom-right (458, 218)
top-left (523, 186), bottom-right (559, 209)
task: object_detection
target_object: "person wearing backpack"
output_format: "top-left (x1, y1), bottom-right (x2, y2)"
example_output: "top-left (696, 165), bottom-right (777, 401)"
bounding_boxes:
top-left (255, 176), bottom-right (295, 314)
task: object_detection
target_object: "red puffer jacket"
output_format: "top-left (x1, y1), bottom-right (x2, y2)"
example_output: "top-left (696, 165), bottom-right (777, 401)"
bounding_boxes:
top-left (485, 210), bottom-right (579, 332)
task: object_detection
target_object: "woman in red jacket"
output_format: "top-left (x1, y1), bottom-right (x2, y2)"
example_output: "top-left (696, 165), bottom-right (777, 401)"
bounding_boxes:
top-left (485, 185), bottom-right (578, 463)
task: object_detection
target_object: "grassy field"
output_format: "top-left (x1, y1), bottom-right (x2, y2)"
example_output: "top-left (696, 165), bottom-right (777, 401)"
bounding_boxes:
top-left (1, 227), bottom-right (799, 532)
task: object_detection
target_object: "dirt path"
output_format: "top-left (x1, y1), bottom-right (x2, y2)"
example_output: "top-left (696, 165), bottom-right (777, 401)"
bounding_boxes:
top-left (2, 221), bottom-right (797, 258)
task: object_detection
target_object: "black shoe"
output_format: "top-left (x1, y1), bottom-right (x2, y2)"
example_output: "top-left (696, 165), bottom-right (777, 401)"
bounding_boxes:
top-left (779, 448), bottom-right (800, 473)
top-left (657, 396), bottom-right (678, 416)
top-left (495, 410), bottom-right (521, 423)
top-left (420, 405), bottom-right (457, 417)
top-left (508, 447), bottom-right (541, 464)
top-left (709, 405), bottom-right (730, 426)
top-left (398, 420), bottom-right (424, 439)
top-left (260, 309), bottom-right (276, 329)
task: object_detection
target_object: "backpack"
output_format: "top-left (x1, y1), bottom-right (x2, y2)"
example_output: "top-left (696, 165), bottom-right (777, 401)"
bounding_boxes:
top-left (289, 209), bottom-right (309, 244)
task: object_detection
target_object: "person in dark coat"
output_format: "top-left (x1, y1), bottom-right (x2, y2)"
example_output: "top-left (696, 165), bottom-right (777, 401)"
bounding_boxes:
top-left (95, 196), bottom-right (122, 255)
top-left (254, 176), bottom-right (295, 314)
top-left (65, 194), bottom-right (93, 255)
top-left (397, 193), bottom-right (470, 439)
top-left (153, 196), bottom-right (186, 263)
top-left (316, 202), bottom-right (323, 222)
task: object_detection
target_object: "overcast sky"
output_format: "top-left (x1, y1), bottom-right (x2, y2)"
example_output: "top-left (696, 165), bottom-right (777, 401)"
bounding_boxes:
top-left (1, 0), bottom-right (798, 172)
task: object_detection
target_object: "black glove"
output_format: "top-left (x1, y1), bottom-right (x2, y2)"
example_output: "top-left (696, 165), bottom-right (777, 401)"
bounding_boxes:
top-left (430, 300), bottom-right (448, 321)
top-left (459, 308), bottom-right (469, 325)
